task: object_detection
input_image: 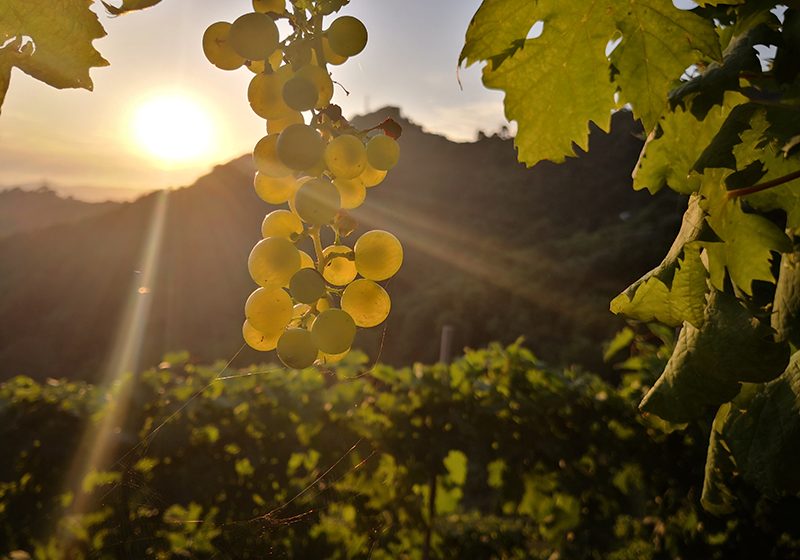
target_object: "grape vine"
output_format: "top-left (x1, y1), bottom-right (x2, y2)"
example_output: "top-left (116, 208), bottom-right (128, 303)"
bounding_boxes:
top-left (462, 0), bottom-right (800, 512)
top-left (203, 0), bottom-right (403, 369)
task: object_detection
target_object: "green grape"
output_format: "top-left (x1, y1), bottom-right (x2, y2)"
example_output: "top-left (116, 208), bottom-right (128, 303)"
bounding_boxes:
top-left (253, 134), bottom-right (292, 177)
top-left (318, 349), bottom-right (348, 364)
top-left (294, 178), bottom-right (341, 225)
top-left (248, 237), bottom-right (301, 287)
top-left (341, 279), bottom-right (391, 327)
top-left (326, 16), bottom-right (368, 57)
top-left (311, 308), bottom-right (356, 354)
top-left (322, 245), bottom-right (357, 285)
top-left (254, 172), bottom-right (295, 205)
top-left (244, 287), bottom-right (292, 333)
top-left (267, 111), bottom-right (304, 134)
top-left (276, 124), bottom-right (325, 170)
top-left (354, 230), bottom-right (403, 281)
top-left (261, 209), bottom-right (303, 239)
top-left (289, 268), bottom-right (326, 304)
top-left (253, 0), bottom-right (284, 14)
top-left (282, 75), bottom-right (318, 112)
top-left (248, 67), bottom-right (293, 119)
top-left (366, 134), bottom-right (400, 171)
top-left (229, 12), bottom-right (279, 61)
top-left (297, 64), bottom-right (334, 108)
top-left (317, 297), bottom-right (331, 312)
top-left (322, 36), bottom-right (348, 65)
top-left (202, 22), bottom-right (245, 71)
top-left (359, 163), bottom-right (387, 187)
top-left (298, 250), bottom-right (315, 269)
top-left (242, 319), bottom-right (281, 351)
top-left (325, 134), bottom-right (367, 179)
top-left (333, 177), bottom-right (366, 209)
top-left (277, 328), bottom-right (318, 369)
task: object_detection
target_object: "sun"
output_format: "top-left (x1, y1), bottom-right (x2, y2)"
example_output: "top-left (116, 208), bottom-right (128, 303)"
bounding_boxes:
top-left (131, 93), bottom-right (216, 165)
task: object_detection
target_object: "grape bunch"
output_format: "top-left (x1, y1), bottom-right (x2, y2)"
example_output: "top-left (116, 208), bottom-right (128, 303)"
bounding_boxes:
top-left (203, 0), bottom-right (403, 369)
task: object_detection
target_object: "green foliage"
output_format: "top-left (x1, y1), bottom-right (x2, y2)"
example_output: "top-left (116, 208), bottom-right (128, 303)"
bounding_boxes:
top-left (0, 0), bottom-right (163, 113)
top-left (3, 343), bottom-right (799, 557)
top-left (463, 0), bottom-right (800, 507)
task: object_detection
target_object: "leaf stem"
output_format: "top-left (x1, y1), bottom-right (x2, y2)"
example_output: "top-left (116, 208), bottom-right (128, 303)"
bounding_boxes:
top-left (726, 168), bottom-right (800, 199)
top-left (309, 225), bottom-right (326, 274)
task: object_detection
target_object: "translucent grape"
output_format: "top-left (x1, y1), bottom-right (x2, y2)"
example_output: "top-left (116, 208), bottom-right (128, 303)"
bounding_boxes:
top-left (322, 36), bottom-right (347, 65)
top-left (244, 287), bottom-right (292, 333)
top-left (267, 111), bottom-right (304, 134)
top-left (229, 12), bottom-right (279, 61)
top-left (354, 230), bottom-right (403, 281)
top-left (296, 64), bottom-right (333, 108)
top-left (298, 250), bottom-right (315, 270)
top-left (317, 297), bottom-right (331, 312)
top-left (333, 177), bottom-right (366, 209)
top-left (248, 68), bottom-right (293, 119)
top-left (294, 178), bottom-right (340, 225)
top-left (242, 319), bottom-right (281, 351)
top-left (277, 328), bottom-right (318, 369)
top-left (248, 237), bottom-right (301, 287)
top-left (261, 209), bottom-right (303, 239)
top-left (359, 163), bottom-right (387, 188)
top-left (202, 22), bottom-right (245, 71)
top-left (325, 134), bottom-right (367, 179)
top-left (289, 268), bottom-right (326, 304)
top-left (311, 308), bottom-right (356, 354)
top-left (282, 75), bottom-right (318, 112)
top-left (292, 303), bottom-right (310, 319)
top-left (322, 245), bottom-right (357, 285)
top-left (254, 172), bottom-right (295, 205)
top-left (341, 279), bottom-right (391, 327)
top-left (253, 134), bottom-right (292, 177)
top-left (326, 16), bottom-right (368, 57)
top-left (366, 134), bottom-right (400, 171)
top-left (319, 349), bottom-right (349, 364)
top-left (276, 124), bottom-right (325, 170)
top-left (253, 0), bottom-right (284, 14)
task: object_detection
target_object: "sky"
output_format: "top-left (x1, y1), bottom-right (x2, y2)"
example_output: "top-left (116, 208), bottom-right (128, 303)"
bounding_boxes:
top-left (0, 0), bottom-right (507, 201)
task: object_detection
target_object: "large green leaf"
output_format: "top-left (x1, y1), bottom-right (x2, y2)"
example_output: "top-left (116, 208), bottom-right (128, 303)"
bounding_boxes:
top-left (634, 92), bottom-right (748, 194)
top-left (773, 245), bottom-right (800, 348)
top-left (703, 352), bottom-right (800, 505)
top-left (640, 289), bottom-right (789, 423)
top-left (461, 0), bottom-right (720, 165)
top-left (700, 169), bottom-right (791, 294)
top-left (611, 2), bottom-right (721, 131)
top-left (0, 0), bottom-right (109, 103)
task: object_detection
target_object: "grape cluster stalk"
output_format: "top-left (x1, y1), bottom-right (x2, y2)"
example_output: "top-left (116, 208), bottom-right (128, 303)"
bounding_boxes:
top-left (203, 0), bottom-right (403, 369)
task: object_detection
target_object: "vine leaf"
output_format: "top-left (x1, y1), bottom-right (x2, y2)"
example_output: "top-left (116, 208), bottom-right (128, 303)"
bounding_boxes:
top-left (703, 351), bottom-right (800, 509)
top-left (640, 289), bottom-right (789, 423)
top-left (634, 92), bottom-right (748, 194)
top-left (611, 2), bottom-right (721, 131)
top-left (0, 0), bottom-right (109, 108)
top-left (461, 0), bottom-right (719, 165)
top-left (102, 0), bottom-right (164, 16)
top-left (772, 245), bottom-right (800, 347)
top-left (610, 243), bottom-right (707, 327)
top-left (700, 169), bottom-right (791, 294)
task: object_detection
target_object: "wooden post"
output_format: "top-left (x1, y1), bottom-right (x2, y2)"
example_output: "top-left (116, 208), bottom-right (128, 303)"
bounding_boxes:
top-left (423, 325), bottom-right (455, 560)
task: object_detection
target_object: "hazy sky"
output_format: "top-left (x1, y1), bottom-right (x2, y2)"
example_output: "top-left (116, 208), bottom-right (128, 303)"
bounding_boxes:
top-left (0, 0), bottom-right (507, 200)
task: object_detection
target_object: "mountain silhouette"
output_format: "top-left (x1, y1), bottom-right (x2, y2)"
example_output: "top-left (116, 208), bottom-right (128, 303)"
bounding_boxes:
top-left (0, 186), bottom-right (120, 238)
top-left (0, 108), bottom-right (683, 381)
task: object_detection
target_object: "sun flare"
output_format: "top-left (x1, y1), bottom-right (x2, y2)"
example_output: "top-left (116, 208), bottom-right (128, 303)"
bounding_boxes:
top-left (131, 93), bottom-right (216, 164)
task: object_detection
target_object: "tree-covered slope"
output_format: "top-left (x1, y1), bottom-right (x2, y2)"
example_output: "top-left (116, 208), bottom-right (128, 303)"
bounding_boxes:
top-left (0, 109), bottom-right (682, 381)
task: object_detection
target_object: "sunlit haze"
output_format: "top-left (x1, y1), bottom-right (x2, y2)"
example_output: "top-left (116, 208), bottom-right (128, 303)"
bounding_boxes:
top-left (0, 0), bottom-right (506, 200)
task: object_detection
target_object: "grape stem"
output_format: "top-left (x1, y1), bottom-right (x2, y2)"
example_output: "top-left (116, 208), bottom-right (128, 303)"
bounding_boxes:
top-left (309, 225), bottom-right (326, 274)
top-left (726, 168), bottom-right (800, 199)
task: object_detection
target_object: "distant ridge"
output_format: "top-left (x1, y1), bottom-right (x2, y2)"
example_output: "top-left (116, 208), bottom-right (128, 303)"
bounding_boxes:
top-left (0, 186), bottom-right (121, 238)
top-left (0, 108), bottom-right (683, 381)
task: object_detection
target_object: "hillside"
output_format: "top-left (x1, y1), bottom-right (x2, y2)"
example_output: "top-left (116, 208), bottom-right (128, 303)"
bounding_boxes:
top-left (0, 108), bottom-right (683, 381)
top-left (0, 186), bottom-right (120, 238)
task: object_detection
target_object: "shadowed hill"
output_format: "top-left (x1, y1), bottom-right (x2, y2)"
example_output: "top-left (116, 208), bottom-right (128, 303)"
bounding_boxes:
top-left (0, 186), bottom-right (120, 238)
top-left (0, 109), bottom-right (682, 381)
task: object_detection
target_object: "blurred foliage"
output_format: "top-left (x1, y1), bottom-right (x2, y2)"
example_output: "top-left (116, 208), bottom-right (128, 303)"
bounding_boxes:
top-left (1, 340), bottom-right (800, 558)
